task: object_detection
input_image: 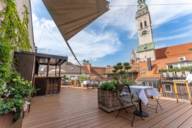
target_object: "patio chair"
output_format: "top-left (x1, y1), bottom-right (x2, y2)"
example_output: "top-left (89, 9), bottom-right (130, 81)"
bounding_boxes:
top-left (115, 85), bottom-right (140, 127)
top-left (146, 88), bottom-right (163, 113)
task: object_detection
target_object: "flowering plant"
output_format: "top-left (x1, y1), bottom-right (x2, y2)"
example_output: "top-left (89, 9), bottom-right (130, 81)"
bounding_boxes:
top-left (0, 72), bottom-right (34, 121)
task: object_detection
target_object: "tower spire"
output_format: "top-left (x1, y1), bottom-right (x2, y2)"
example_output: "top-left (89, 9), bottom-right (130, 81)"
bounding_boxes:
top-left (138, 0), bottom-right (146, 4)
top-left (137, 0), bottom-right (147, 10)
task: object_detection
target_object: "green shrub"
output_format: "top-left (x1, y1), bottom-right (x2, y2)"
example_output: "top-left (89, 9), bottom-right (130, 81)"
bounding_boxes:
top-left (100, 81), bottom-right (117, 91)
top-left (0, 72), bottom-right (34, 120)
top-left (122, 80), bottom-right (135, 85)
top-left (159, 66), bottom-right (192, 73)
top-left (79, 74), bottom-right (89, 82)
top-left (0, 98), bottom-right (24, 121)
top-left (8, 72), bottom-right (35, 98)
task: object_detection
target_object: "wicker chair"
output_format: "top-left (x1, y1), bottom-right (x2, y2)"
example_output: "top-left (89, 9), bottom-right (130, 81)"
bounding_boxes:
top-left (115, 84), bottom-right (140, 127)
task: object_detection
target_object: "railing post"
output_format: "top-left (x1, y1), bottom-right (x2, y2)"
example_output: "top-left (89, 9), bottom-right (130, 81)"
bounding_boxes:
top-left (185, 81), bottom-right (192, 104)
top-left (173, 81), bottom-right (179, 103)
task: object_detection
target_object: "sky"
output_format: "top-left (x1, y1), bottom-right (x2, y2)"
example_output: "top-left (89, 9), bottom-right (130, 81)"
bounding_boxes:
top-left (31, 0), bottom-right (192, 66)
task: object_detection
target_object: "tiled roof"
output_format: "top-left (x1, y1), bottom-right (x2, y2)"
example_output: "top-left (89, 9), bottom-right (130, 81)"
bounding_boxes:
top-left (132, 42), bottom-right (192, 80)
top-left (155, 43), bottom-right (192, 59)
top-left (82, 65), bottom-right (106, 75)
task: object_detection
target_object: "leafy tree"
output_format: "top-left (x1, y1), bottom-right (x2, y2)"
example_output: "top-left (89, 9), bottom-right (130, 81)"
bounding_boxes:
top-left (79, 74), bottom-right (89, 82)
top-left (112, 62), bottom-right (131, 81)
top-left (123, 62), bottom-right (131, 72)
top-left (83, 59), bottom-right (90, 64)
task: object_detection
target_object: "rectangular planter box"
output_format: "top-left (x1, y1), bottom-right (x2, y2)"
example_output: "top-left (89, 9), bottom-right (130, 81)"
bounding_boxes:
top-left (0, 113), bottom-right (23, 128)
top-left (98, 88), bottom-right (121, 112)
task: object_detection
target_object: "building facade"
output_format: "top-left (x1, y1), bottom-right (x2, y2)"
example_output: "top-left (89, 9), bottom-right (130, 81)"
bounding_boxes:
top-left (44, 62), bottom-right (112, 81)
top-left (131, 1), bottom-right (192, 98)
top-left (136, 0), bottom-right (156, 61)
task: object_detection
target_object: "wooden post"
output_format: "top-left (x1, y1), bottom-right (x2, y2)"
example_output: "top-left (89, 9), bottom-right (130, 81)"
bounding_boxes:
top-left (55, 65), bottom-right (57, 76)
top-left (159, 80), bottom-right (163, 94)
top-left (185, 81), bottom-right (192, 104)
top-left (59, 65), bottom-right (61, 77)
top-left (173, 81), bottom-right (179, 103)
top-left (47, 58), bottom-right (50, 77)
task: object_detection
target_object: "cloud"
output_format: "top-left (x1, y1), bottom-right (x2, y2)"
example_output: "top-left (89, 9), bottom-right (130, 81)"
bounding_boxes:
top-left (155, 18), bottom-right (192, 43)
top-left (32, 14), bottom-right (69, 55)
top-left (149, 0), bottom-right (192, 27)
top-left (69, 30), bottom-right (122, 62)
top-left (32, 10), bottom-right (122, 64)
top-left (31, 0), bottom-right (192, 65)
top-left (96, 0), bottom-right (192, 36)
top-left (155, 31), bottom-right (192, 43)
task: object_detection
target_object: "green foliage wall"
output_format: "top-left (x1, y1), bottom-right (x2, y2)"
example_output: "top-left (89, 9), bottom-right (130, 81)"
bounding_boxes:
top-left (0, 0), bottom-right (31, 51)
top-left (0, 0), bottom-right (33, 119)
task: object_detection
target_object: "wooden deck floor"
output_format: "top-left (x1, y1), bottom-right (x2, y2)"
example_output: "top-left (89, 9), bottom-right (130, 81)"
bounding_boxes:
top-left (23, 88), bottom-right (192, 128)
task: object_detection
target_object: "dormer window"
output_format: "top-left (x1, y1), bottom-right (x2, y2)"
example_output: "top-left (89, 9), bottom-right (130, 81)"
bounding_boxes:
top-left (178, 56), bottom-right (186, 62)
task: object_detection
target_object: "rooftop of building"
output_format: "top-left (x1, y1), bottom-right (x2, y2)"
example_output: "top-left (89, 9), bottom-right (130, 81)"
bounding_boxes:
top-left (155, 42), bottom-right (192, 60)
top-left (131, 42), bottom-right (192, 80)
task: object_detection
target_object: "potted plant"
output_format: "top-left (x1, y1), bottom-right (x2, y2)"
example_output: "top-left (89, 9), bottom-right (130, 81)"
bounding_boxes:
top-left (0, 72), bottom-right (34, 128)
top-left (98, 62), bottom-right (133, 112)
top-left (98, 81), bottom-right (119, 112)
top-left (98, 80), bottom-right (134, 112)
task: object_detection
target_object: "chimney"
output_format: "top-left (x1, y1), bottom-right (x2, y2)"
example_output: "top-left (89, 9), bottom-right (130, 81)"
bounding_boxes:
top-left (84, 63), bottom-right (91, 74)
top-left (147, 58), bottom-right (152, 71)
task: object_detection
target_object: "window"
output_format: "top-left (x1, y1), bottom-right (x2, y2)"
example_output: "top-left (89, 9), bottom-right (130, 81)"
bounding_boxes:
top-left (142, 30), bottom-right (147, 35)
top-left (168, 65), bottom-right (173, 69)
top-left (144, 21), bottom-right (147, 27)
top-left (164, 84), bottom-right (172, 93)
top-left (140, 22), bottom-right (143, 29)
top-left (178, 56), bottom-right (186, 62)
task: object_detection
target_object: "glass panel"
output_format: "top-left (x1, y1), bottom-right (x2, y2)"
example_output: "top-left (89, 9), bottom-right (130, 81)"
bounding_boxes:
top-left (165, 84), bottom-right (172, 93)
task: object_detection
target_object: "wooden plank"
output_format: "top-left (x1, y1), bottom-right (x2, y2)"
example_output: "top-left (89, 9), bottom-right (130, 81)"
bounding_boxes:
top-left (177, 115), bottom-right (192, 128)
top-left (23, 88), bottom-right (192, 128)
top-left (166, 107), bottom-right (192, 128)
top-left (134, 100), bottom-right (182, 127)
top-left (138, 103), bottom-right (188, 128)
top-left (150, 104), bottom-right (192, 128)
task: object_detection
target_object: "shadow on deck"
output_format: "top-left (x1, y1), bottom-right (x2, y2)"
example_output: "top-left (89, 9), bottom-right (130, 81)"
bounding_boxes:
top-left (23, 88), bottom-right (192, 128)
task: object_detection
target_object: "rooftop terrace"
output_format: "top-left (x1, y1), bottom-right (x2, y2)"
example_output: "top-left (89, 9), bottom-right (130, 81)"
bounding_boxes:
top-left (23, 88), bottom-right (192, 128)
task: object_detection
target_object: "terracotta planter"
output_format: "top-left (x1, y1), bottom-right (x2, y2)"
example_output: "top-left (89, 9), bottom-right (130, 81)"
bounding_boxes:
top-left (0, 113), bottom-right (23, 128)
top-left (98, 88), bottom-right (120, 112)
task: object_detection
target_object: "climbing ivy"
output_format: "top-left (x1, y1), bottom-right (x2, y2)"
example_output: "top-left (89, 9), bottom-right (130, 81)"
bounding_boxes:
top-left (0, 0), bottom-right (31, 51)
top-left (0, 0), bottom-right (34, 120)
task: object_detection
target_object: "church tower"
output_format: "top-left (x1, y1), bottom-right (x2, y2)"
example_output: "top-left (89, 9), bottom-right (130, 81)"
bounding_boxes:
top-left (136, 0), bottom-right (155, 61)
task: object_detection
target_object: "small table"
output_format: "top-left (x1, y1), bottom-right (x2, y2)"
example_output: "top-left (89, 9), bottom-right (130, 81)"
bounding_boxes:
top-left (130, 85), bottom-right (157, 117)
